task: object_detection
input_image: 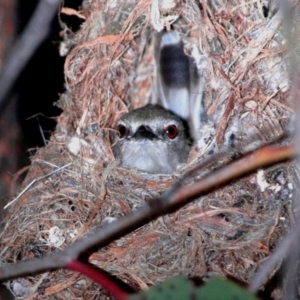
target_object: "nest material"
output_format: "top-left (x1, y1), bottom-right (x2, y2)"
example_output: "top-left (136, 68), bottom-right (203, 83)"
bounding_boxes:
top-left (0, 0), bottom-right (296, 298)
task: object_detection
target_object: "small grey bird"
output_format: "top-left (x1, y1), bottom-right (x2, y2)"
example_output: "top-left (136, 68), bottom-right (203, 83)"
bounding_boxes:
top-left (113, 104), bottom-right (192, 174)
top-left (154, 30), bottom-right (207, 140)
top-left (112, 30), bottom-right (206, 174)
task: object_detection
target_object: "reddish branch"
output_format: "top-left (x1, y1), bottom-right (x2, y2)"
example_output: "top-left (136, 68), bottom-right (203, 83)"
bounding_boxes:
top-left (67, 260), bottom-right (128, 300)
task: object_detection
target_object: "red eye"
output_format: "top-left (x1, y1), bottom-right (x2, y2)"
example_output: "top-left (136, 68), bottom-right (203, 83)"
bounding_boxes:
top-left (117, 124), bottom-right (128, 138)
top-left (166, 125), bottom-right (178, 139)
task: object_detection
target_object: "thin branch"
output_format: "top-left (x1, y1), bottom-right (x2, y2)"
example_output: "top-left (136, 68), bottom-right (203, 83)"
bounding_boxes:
top-left (4, 162), bottom-right (72, 209)
top-left (66, 260), bottom-right (128, 300)
top-left (248, 226), bottom-right (300, 293)
top-left (0, 0), bottom-right (61, 110)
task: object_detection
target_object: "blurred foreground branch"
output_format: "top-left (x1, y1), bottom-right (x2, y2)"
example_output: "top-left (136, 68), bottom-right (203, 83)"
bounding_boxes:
top-left (0, 0), bottom-right (61, 110)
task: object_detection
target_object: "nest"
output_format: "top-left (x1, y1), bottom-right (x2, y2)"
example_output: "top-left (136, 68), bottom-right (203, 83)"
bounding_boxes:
top-left (0, 0), bottom-right (296, 298)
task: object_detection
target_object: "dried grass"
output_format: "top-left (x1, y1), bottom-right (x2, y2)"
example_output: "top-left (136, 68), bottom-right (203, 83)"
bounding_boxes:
top-left (0, 0), bottom-right (297, 298)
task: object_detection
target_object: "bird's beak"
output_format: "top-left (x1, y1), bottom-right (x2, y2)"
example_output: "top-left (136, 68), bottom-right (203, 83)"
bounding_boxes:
top-left (133, 125), bottom-right (157, 140)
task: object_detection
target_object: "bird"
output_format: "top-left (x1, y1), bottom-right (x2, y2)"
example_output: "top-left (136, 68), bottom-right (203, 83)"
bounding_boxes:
top-left (112, 104), bottom-right (192, 174)
top-left (155, 30), bottom-right (206, 140)
top-left (113, 30), bottom-right (205, 173)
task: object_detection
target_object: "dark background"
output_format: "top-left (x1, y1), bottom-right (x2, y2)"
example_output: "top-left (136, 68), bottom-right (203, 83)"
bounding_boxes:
top-left (16, 0), bottom-right (83, 164)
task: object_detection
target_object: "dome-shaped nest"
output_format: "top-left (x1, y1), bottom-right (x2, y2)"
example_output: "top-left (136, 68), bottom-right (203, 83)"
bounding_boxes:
top-left (0, 0), bottom-right (296, 298)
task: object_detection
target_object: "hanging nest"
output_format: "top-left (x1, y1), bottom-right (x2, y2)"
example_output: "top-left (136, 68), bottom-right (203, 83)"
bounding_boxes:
top-left (0, 0), bottom-right (296, 299)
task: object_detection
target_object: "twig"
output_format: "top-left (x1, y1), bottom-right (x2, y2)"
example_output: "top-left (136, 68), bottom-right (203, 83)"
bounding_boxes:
top-left (215, 92), bottom-right (236, 145)
top-left (36, 117), bottom-right (47, 146)
top-left (4, 162), bottom-right (72, 209)
top-left (67, 260), bottom-right (127, 300)
top-left (248, 226), bottom-right (300, 293)
top-left (0, 0), bottom-right (61, 110)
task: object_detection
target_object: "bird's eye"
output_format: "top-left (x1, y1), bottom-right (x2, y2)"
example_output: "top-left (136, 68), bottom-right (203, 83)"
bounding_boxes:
top-left (117, 124), bottom-right (128, 139)
top-left (166, 124), bottom-right (178, 139)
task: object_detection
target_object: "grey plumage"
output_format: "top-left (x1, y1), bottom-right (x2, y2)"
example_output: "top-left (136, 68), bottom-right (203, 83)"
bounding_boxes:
top-left (113, 105), bottom-right (192, 174)
top-left (113, 30), bottom-right (206, 173)
top-left (155, 30), bottom-right (207, 140)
